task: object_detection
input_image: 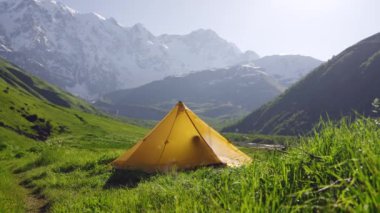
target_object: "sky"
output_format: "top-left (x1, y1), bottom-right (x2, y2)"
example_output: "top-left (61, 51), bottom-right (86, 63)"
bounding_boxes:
top-left (58, 0), bottom-right (380, 61)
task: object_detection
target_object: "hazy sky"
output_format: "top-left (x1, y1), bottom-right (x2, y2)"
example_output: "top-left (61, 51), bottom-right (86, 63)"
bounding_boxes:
top-left (58, 0), bottom-right (380, 60)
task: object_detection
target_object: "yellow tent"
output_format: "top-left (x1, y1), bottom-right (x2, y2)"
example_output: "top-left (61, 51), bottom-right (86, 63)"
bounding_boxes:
top-left (112, 101), bottom-right (252, 172)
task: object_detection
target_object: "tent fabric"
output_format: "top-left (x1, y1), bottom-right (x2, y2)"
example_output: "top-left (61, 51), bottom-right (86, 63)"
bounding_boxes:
top-left (112, 101), bottom-right (252, 172)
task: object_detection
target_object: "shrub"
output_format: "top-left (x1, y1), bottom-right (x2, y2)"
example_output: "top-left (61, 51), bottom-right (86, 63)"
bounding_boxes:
top-left (28, 146), bottom-right (42, 153)
top-left (34, 149), bottom-right (61, 167)
top-left (14, 152), bottom-right (25, 159)
top-left (0, 143), bottom-right (6, 151)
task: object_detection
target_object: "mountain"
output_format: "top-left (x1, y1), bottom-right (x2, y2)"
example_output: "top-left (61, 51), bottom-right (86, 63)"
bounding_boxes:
top-left (224, 33), bottom-right (380, 135)
top-left (0, 0), bottom-right (258, 99)
top-left (0, 56), bottom-right (145, 141)
top-left (95, 64), bottom-right (284, 120)
top-left (253, 55), bottom-right (323, 86)
top-left (158, 29), bottom-right (258, 72)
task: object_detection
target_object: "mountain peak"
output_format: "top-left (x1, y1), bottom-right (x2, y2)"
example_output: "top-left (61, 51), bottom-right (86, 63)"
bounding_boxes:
top-left (105, 17), bottom-right (119, 26)
top-left (188, 28), bottom-right (219, 38)
top-left (38, 0), bottom-right (77, 15)
top-left (0, 0), bottom-right (77, 15)
top-left (128, 23), bottom-right (155, 39)
top-left (130, 23), bottom-right (148, 32)
top-left (242, 50), bottom-right (260, 61)
top-left (33, 0), bottom-right (57, 4)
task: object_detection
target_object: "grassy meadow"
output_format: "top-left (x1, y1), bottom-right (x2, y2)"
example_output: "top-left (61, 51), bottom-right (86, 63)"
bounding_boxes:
top-left (0, 56), bottom-right (379, 212)
top-left (1, 116), bottom-right (379, 212)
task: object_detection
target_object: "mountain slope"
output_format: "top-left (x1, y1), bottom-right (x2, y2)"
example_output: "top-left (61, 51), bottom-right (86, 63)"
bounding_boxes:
top-left (253, 55), bottom-right (322, 86)
top-left (0, 56), bottom-right (145, 141)
top-left (0, 0), bottom-right (257, 99)
top-left (225, 33), bottom-right (380, 135)
top-left (96, 65), bottom-right (284, 120)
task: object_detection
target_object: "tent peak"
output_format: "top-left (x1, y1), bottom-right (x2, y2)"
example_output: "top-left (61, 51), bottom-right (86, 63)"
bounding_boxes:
top-left (177, 101), bottom-right (185, 108)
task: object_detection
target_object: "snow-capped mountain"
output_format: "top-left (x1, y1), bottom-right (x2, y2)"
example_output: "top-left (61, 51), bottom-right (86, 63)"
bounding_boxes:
top-left (159, 30), bottom-right (258, 72)
top-left (0, 0), bottom-right (258, 99)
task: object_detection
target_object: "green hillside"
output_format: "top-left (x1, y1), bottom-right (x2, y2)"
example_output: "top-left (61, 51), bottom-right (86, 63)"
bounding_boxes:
top-left (225, 33), bottom-right (380, 135)
top-left (0, 57), bottom-right (147, 211)
top-left (0, 57), bottom-right (146, 142)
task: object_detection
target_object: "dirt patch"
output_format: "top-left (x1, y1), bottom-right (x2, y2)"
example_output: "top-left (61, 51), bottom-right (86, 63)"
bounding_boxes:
top-left (24, 192), bottom-right (49, 213)
top-left (18, 177), bottom-right (50, 213)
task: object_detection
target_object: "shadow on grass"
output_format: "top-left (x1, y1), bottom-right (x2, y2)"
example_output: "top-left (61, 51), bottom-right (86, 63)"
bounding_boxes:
top-left (104, 164), bottom-right (225, 189)
top-left (103, 169), bottom-right (154, 189)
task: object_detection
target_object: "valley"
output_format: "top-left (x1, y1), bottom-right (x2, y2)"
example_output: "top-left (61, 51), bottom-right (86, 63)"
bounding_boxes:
top-left (0, 53), bottom-right (379, 212)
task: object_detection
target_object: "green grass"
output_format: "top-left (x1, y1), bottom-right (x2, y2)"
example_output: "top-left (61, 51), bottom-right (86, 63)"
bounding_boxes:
top-left (0, 165), bottom-right (26, 212)
top-left (1, 117), bottom-right (379, 212)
